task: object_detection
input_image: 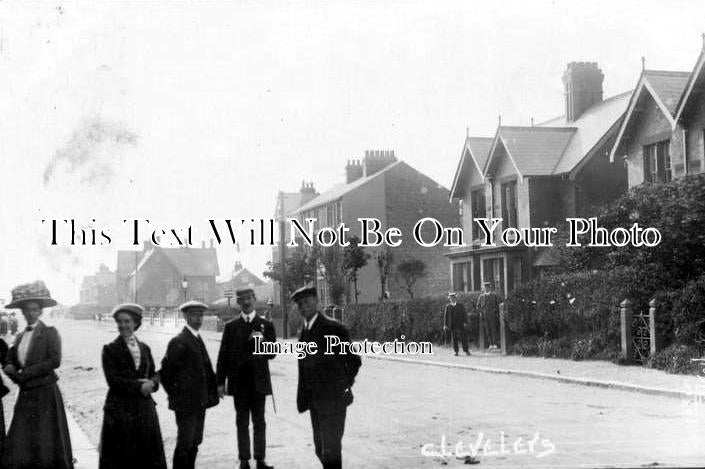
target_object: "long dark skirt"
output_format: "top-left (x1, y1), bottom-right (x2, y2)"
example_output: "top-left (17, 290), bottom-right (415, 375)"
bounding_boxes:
top-left (3, 383), bottom-right (73, 469)
top-left (99, 398), bottom-right (166, 469)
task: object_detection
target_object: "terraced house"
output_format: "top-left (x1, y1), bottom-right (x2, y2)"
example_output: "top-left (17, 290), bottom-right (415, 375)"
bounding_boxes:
top-left (448, 62), bottom-right (630, 296)
top-left (610, 40), bottom-right (705, 185)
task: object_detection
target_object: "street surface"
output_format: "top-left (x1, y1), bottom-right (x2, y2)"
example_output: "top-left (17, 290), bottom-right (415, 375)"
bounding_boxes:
top-left (6, 319), bottom-right (702, 469)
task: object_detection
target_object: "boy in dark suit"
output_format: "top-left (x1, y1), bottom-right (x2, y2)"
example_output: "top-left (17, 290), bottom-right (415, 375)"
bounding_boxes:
top-left (443, 292), bottom-right (470, 356)
top-left (160, 300), bottom-right (219, 469)
top-left (216, 288), bottom-right (276, 469)
top-left (292, 285), bottom-right (361, 469)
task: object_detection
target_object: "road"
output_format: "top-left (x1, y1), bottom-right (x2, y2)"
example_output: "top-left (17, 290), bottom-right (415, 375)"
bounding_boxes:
top-left (18, 319), bottom-right (704, 469)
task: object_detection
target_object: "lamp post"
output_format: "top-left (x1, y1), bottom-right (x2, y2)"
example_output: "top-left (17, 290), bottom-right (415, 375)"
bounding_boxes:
top-left (178, 277), bottom-right (188, 327)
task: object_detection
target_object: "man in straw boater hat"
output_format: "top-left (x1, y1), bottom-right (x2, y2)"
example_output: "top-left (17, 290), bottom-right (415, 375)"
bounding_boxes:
top-left (216, 288), bottom-right (277, 469)
top-left (2, 280), bottom-right (74, 469)
top-left (160, 300), bottom-right (219, 469)
top-left (292, 285), bottom-right (361, 469)
top-left (443, 291), bottom-right (470, 356)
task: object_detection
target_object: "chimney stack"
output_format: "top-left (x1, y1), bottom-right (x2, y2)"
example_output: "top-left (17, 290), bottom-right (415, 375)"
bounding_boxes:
top-left (562, 62), bottom-right (604, 122)
top-left (345, 159), bottom-right (363, 184)
top-left (362, 149), bottom-right (397, 178)
top-left (300, 180), bottom-right (318, 205)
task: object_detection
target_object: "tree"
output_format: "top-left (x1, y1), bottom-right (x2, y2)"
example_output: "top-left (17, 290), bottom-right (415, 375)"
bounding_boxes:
top-left (263, 246), bottom-right (318, 298)
top-left (375, 248), bottom-right (394, 301)
top-left (316, 245), bottom-right (347, 306)
top-left (343, 236), bottom-right (370, 303)
top-left (396, 259), bottom-right (427, 298)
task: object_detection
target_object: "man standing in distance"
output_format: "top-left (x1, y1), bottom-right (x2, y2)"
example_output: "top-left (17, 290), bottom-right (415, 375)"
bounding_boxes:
top-left (443, 292), bottom-right (470, 356)
top-left (216, 288), bottom-right (276, 469)
top-left (293, 285), bottom-right (361, 469)
top-left (160, 300), bottom-right (219, 469)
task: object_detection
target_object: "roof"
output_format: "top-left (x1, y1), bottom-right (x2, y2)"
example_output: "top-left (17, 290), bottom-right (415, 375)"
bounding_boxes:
top-left (675, 47), bottom-right (705, 124)
top-left (492, 126), bottom-right (576, 176)
top-left (231, 267), bottom-right (266, 287)
top-left (609, 71), bottom-right (689, 161)
top-left (538, 91), bottom-right (632, 174)
top-left (449, 137), bottom-right (494, 199)
top-left (161, 247), bottom-right (220, 277)
top-left (117, 250), bottom-right (141, 277)
top-left (294, 160), bottom-right (403, 213)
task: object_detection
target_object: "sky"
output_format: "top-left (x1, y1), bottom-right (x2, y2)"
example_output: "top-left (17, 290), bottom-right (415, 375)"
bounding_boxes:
top-left (0, 0), bottom-right (704, 304)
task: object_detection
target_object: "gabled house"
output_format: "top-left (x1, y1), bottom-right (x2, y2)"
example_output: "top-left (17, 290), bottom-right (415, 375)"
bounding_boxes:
top-left (449, 62), bottom-right (630, 296)
top-left (217, 261), bottom-right (271, 303)
top-left (293, 150), bottom-right (458, 304)
top-left (611, 41), bottom-right (705, 185)
top-left (119, 240), bottom-right (220, 306)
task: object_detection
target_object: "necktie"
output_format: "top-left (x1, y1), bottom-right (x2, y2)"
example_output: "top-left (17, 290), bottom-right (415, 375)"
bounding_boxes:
top-left (25, 326), bottom-right (33, 332)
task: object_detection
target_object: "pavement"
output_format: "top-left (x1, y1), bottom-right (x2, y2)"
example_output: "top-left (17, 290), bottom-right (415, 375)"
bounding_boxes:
top-left (133, 319), bottom-right (705, 401)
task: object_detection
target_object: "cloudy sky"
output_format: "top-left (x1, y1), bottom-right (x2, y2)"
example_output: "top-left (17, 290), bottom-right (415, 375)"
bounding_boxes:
top-left (0, 0), bottom-right (704, 304)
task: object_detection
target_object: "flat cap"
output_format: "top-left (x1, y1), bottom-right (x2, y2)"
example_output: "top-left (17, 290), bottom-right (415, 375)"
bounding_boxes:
top-left (290, 285), bottom-right (317, 302)
top-left (111, 303), bottom-right (144, 320)
top-left (179, 300), bottom-right (209, 313)
top-left (236, 288), bottom-right (255, 299)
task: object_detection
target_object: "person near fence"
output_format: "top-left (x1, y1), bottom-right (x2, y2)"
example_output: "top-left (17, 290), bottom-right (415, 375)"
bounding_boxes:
top-left (443, 292), bottom-right (470, 356)
top-left (2, 280), bottom-right (74, 469)
top-left (216, 288), bottom-right (277, 469)
top-left (476, 282), bottom-right (501, 350)
top-left (99, 303), bottom-right (166, 469)
top-left (292, 285), bottom-right (362, 469)
top-left (160, 300), bottom-right (219, 469)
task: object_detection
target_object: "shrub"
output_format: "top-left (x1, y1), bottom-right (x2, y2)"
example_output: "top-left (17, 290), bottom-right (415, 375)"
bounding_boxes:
top-left (647, 344), bottom-right (703, 374)
top-left (344, 292), bottom-right (481, 344)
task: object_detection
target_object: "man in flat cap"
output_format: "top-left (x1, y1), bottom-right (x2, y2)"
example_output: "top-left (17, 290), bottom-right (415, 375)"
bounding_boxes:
top-left (160, 301), bottom-right (219, 469)
top-left (216, 288), bottom-right (276, 469)
top-left (444, 292), bottom-right (470, 356)
top-left (292, 285), bottom-right (361, 469)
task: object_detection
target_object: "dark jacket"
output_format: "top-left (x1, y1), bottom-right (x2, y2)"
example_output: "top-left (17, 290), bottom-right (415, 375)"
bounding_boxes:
top-left (216, 314), bottom-right (276, 396)
top-left (100, 336), bottom-right (166, 469)
top-left (160, 328), bottom-right (218, 412)
top-left (7, 321), bottom-right (61, 390)
top-left (296, 313), bottom-right (362, 414)
top-left (102, 336), bottom-right (160, 410)
top-left (444, 303), bottom-right (467, 330)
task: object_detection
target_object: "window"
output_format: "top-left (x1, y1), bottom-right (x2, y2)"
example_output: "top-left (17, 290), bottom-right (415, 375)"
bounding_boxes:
top-left (470, 189), bottom-right (486, 240)
top-left (501, 181), bottom-right (518, 230)
top-left (452, 262), bottom-right (471, 292)
top-left (643, 140), bottom-right (671, 183)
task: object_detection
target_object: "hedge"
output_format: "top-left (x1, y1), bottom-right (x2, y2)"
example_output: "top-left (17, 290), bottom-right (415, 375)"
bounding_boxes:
top-left (342, 292), bottom-right (481, 344)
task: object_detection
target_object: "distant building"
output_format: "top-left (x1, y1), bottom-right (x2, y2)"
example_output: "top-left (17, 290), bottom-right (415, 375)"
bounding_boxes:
top-left (449, 62), bottom-right (630, 296)
top-left (79, 264), bottom-right (117, 308)
top-left (292, 150), bottom-right (458, 304)
top-left (216, 261), bottom-right (271, 303)
top-left (610, 41), bottom-right (705, 186)
top-left (270, 181), bottom-right (319, 305)
top-left (117, 240), bottom-right (220, 306)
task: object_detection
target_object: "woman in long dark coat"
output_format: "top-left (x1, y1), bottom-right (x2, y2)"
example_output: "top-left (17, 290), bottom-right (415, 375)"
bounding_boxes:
top-left (99, 303), bottom-right (166, 469)
top-left (2, 280), bottom-right (74, 469)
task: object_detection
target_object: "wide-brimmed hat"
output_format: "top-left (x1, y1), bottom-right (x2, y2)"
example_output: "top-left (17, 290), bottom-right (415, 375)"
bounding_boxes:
top-left (290, 285), bottom-right (317, 302)
top-left (179, 300), bottom-right (208, 313)
top-left (6, 281), bottom-right (58, 309)
top-left (111, 303), bottom-right (144, 329)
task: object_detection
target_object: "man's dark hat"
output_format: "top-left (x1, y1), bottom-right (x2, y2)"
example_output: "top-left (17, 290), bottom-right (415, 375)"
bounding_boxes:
top-left (290, 285), bottom-right (317, 302)
top-left (236, 288), bottom-right (255, 299)
top-left (179, 300), bottom-right (208, 313)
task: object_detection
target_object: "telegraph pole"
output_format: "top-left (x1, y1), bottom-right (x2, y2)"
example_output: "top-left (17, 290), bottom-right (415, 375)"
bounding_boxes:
top-left (278, 191), bottom-right (288, 338)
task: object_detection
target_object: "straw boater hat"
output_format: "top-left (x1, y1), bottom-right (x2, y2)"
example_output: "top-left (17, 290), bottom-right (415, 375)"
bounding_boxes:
top-left (290, 285), bottom-right (317, 302)
top-left (6, 281), bottom-right (58, 309)
top-left (448, 291), bottom-right (457, 298)
top-left (179, 300), bottom-right (208, 313)
top-left (111, 303), bottom-right (144, 329)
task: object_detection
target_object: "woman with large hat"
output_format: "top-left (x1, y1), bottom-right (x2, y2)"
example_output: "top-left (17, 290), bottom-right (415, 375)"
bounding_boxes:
top-left (98, 303), bottom-right (166, 469)
top-left (2, 280), bottom-right (74, 469)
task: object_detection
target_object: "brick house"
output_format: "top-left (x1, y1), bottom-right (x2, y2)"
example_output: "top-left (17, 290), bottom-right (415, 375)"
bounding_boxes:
top-left (270, 182), bottom-right (318, 304)
top-left (79, 264), bottom-right (117, 307)
top-left (216, 261), bottom-right (271, 303)
top-left (448, 62), bottom-right (630, 296)
top-left (610, 42), bottom-right (705, 185)
top-left (117, 240), bottom-right (220, 306)
top-left (293, 150), bottom-right (458, 304)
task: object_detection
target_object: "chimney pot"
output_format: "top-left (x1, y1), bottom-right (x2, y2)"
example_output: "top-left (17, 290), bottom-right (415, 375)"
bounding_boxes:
top-left (562, 61), bottom-right (604, 122)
